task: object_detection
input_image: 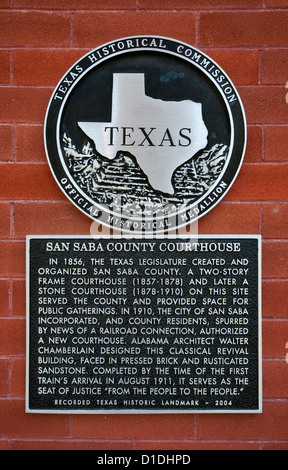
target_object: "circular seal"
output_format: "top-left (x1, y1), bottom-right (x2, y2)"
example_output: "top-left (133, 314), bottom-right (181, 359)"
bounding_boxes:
top-left (44, 36), bottom-right (246, 234)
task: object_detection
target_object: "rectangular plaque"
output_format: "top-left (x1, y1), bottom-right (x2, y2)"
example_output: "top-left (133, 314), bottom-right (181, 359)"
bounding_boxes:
top-left (26, 235), bottom-right (262, 414)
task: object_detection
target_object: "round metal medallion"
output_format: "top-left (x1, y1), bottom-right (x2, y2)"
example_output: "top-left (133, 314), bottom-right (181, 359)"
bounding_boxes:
top-left (44, 36), bottom-right (246, 234)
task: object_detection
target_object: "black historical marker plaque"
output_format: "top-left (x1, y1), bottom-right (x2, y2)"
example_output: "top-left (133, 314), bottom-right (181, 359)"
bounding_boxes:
top-left (26, 235), bottom-right (262, 413)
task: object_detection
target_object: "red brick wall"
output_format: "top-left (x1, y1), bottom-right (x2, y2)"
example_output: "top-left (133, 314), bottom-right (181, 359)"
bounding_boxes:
top-left (0, 0), bottom-right (288, 451)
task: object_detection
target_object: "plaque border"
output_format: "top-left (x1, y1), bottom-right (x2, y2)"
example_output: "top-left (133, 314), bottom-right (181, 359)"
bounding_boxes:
top-left (26, 234), bottom-right (262, 414)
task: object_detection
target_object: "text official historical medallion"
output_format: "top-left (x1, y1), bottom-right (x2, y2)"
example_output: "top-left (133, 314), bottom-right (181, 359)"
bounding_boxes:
top-left (44, 36), bottom-right (246, 233)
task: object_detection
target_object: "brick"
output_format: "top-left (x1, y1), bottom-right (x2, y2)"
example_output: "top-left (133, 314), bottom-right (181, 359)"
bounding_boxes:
top-left (0, 280), bottom-right (9, 317)
top-left (265, 126), bottom-right (288, 162)
top-left (0, 87), bottom-right (52, 123)
top-left (262, 443), bottom-right (288, 450)
top-left (245, 126), bottom-right (262, 163)
top-left (198, 402), bottom-right (288, 441)
top-left (203, 49), bottom-right (259, 86)
top-left (12, 440), bottom-right (134, 450)
top-left (11, 280), bottom-right (25, 317)
top-left (262, 202), bottom-right (288, 239)
top-left (0, 399), bottom-right (69, 438)
top-left (262, 49), bottom-right (288, 85)
top-left (198, 202), bottom-right (260, 234)
top-left (262, 281), bottom-right (288, 318)
top-left (0, 359), bottom-right (9, 395)
top-left (0, 125), bottom-right (12, 162)
top-left (226, 164), bottom-right (288, 201)
top-left (13, 49), bottom-right (89, 87)
top-left (73, 414), bottom-right (196, 439)
top-left (0, 0), bottom-right (10, 8)
top-left (0, 242), bottom-right (25, 277)
top-left (136, 441), bottom-right (259, 450)
top-left (15, 125), bottom-right (46, 163)
top-left (0, 441), bottom-right (8, 450)
top-left (0, 50), bottom-right (10, 85)
top-left (0, 164), bottom-right (63, 201)
top-left (262, 241), bottom-right (288, 279)
top-left (15, 0), bottom-right (136, 9)
top-left (74, 12), bottom-right (196, 47)
top-left (0, 319), bottom-right (25, 355)
top-left (263, 360), bottom-right (288, 398)
top-left (266, 0), bottom-right (288, 6)
top-left (0, 11), bottom-right (70, 47)
top-left (262, 319), bottom-right (288, 357)
top-left (13, 202), bottom-right (91, 237)
top-left (199, 12), bottom-right (288, 47)
top-left (0, 0), bottom-right (11, 8)
top-left (0, 202), bottom-right (10, 238)
top-left (239, 86), bottom-right (288, 124)
top-left (11, 359), bottom-right (25, 397)
top-left (140, 0), bottom-right (263, 8)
